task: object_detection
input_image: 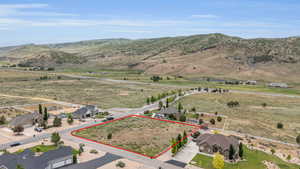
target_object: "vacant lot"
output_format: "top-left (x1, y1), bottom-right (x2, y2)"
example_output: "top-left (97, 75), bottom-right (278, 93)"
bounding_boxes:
top-left (178, 93), bottom-right (300, 143)
top-left (0, 95), bottom-right (43, 107)
top-left (191, 146), bottom-right (300, 169)
top-left (0, 107), bottom-right (30, 121)
top-left (73, 116), bottom-right (197, 157)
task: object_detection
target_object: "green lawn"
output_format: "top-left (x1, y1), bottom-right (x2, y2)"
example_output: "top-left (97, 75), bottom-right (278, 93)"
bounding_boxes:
top-left (191, 146), bottom-right (300, 169)
top-left (30, 145), bottom-right (58, 153)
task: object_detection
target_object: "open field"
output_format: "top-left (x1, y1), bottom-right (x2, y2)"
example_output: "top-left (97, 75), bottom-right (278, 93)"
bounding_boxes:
top-left (0, 77), bottom-right (179, 109)
top-left (191, 146), bottom-right (300, 169)
top-left (0, 95), bottom-right (42, 107)
top-left (177, 93), bottom-right (300, 143)
top-left (72, 115), bottom-right (198, 158)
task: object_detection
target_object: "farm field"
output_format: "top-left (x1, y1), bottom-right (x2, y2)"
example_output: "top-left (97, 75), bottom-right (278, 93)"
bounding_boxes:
top-left (177, 93), bottom-right (300, 144)
top-left (72, 115), bottom-right (198, 158)
top-left (191, 146), bottom-right (300, 169)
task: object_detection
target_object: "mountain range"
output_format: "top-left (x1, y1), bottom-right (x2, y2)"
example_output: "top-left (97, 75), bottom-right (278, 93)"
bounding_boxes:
top-left (1, 33), bottom-right (300, 82)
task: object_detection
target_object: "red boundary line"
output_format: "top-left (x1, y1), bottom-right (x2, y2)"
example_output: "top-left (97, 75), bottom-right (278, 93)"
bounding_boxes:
top-left (71, 115), bottom-right (202, 159)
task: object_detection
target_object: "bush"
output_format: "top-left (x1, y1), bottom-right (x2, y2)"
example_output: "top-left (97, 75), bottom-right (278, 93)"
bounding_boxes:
top-left (296, 135), bottom-right (300, 145)
top-left (90, 149), bottom-right (98, 154)
top-left (179, 115), bottom-right (186, 122)
top-left (199, 119), bottom-right (204, 125)
top-left (107, 133), bottom-right (112, 139)
top-left (210, 119), bottom-right (216, 125)
top-left (217, 116), bottom-right (222, 122)
top-left (191, 131), bottom-right (200, 138)
top-left (277, 122), bottom-right (284, 129)
top-left (116, 161), bottom-right (126, 168)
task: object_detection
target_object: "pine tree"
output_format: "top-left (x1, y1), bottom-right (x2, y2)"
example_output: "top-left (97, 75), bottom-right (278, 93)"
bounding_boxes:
top-left (229, 144), bottom-right (235, 160)
top-left (43, 107), bottom-right (48, 122)
top-left (146, 97), bottom-right (150, 105)
top-left (159, 101), bottom-right (163, 110)
top-left (178, 102), bottom-right (183, 113)
top-left (166, 98), bottom-right (169, 108)
top-left (177, 134), bottom-right (182, 149)
top-left (212, 152), bottom-right (224, 169)
top-left (171, 138), bottom-right (177, 155)
top-left (53, 116), bottom-right (62, 127)
top-left (239, 142), bottom-right (244, 159)
top-left (38, 104), bottom-right (43, 115)
top-left (183, 131), bottom-right (188, 145)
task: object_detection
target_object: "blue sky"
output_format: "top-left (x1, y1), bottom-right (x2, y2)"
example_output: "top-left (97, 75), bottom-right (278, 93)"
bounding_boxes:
top-left (0, 0), bottom-right (300, 46)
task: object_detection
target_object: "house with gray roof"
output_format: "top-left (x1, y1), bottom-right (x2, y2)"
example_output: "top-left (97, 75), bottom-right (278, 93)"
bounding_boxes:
top-left (195, 134), bottom-right (240, 160)
top-left (156, 106), bottom-right (181, 119)
top-left (72, 105), bottom-right (99, 119)
top-left (9, 112), bottom-right (42, 128)
top-left (0, 146), bottom-right (74, 169)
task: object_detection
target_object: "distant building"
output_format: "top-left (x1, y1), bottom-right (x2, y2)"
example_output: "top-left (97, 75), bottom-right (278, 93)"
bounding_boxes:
top-left (268, 83), bottom-right (288, 88)
top-left (156, 106), bottom-right (181, 119)
top-left (9, 112), bottom-right (42, 128)
top-left (72, 105), bottom-right (99, 119)
top-left (0, 146), bottom-right (73, 169)
top-left (245, 80), bottom-right (257, 85)
top-left (195, 134), bottom-right (240, 160)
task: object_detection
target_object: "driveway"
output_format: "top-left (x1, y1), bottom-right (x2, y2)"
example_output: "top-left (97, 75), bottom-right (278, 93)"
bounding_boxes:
top-left (173, 140), bottom-right (199, 163)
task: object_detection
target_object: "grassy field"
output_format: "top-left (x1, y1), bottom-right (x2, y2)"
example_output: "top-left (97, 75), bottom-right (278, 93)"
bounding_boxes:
top-left (0, 95), bottom-right (42, 107)
top-left (0, 70), bottom-right (179, 109)
top-left (177, 93), bottom-right (300, 144)
top-left (73, 116), bottom-right (196, 157)
top-left (191, 146), bottom-right (300, 169)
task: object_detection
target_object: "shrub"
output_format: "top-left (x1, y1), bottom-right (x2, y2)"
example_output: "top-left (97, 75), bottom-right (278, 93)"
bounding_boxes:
top-left (271, 149), bottom-right (275, 154)
top-left (90, 149), bottom-right (98, 154)
top-left (191, 131), bottom-right (200, 138)
top-left (210, 119), bottom-right (216, 125)
top-left (296, 135), bottom-right (300, 145)
top-left (199, 119), bottom-right (204, 125)
top-left (116, 161), bottom-right (126, 168)
top-left (217, 116), bottom-right (222, 122)
top-left (107, 133), bottom-right (112, 139)
top-left (179, 115), bottom-right (186, 122)
top-left (277, 122), bottom-right (283, 129)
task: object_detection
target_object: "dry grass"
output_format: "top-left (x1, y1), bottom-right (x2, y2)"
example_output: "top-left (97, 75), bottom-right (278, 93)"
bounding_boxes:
top-left (178, 93), bottom-right (300, 143)
top-left (73, 116), bottom-right (196, 157)
top-left (0, 107), bottom-right (29, 121)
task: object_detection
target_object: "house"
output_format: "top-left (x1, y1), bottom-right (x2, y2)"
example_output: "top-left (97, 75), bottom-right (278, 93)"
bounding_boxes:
top-left (72, 105), bottom-right (99, 119)
top-left (268, 83), bottom-right (288, 88)
top-left (0, 146), bottom-right (74, 169)
top-left (9, 112), bottom-right (42, 128)
top-left (156, 106), bottom-right (181, 119)
top-left (195, 134), bottom-right (239, 160)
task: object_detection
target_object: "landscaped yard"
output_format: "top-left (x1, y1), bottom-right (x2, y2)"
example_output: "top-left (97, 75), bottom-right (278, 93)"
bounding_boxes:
top-left (72, 115), bottom-right (199, 158)
top-left (177, 92), bottom-right (300, 144)
top-left (191, 146), bottom-right (300, 169)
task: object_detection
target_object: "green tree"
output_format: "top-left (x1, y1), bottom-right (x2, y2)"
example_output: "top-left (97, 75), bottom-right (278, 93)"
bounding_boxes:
top-left (179, 114), bottom-right (186, 122)
top-left (0, 115), bottom-right (6, 125)
top-left (107, 133), bottom-right (112, 139)
top-left (212, 152), bottom-right (224, 169)
top-left (171, 138), bottom-right (177, 155)
top-left (239, 142), bottom-right (244, 159)
top-left (229, 144), bottom-right (235, 160)
top-left (159, 101), bottom-right (163, 110)
top-left (146, 97), bottom-right (150, 105)
top-left (178, 102), bottom-right (183, 113)
top-left (177, 134), bottom-right (182, 149)
top-left (277, 122), bottom-right (283, 129)
top-left (43, 107), bottom-right (49, 122)
top-left (166, 98), bottom-right (169, 108)
top-left (78, 143), bottom-right (85, 155)
top-left (199, 119), bottom-right (204, 125)
top-left (67, 114), bottom-right (74, 125)
top-left (210, 118), bottom-right (216, 125)
top-left (183, 131), bottom-right (188, 145)
top-left (13, 125), bottom-right (24, 135)
top-left (217, 116), bottom-right (222, 122)
top-left (296, 135), bottom-right (300, 145)
top-left (53, 116), bottom-right (62, 127)
top-left (150, 96), bottom-right (156, 103)
top-left (271, 149), bottom-right (275, 155)
top-left (38, 104), bottom-right (43, 115)
top-left (51, 132), bottom-right (61, 146)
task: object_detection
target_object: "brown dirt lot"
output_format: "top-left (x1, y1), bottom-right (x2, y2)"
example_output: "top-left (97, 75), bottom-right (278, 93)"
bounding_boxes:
top-left (73, 116), bottom-right (198, 157)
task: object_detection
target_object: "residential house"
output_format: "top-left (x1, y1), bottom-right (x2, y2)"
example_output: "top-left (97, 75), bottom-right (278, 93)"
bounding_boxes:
top-left (268, 83), bottom-right (288, 88)
top-left (0, 146), bottom-right (74, 169)
top-left (9, 112), bottom-right (42, 128)
top-left (195, 134), bottom-right (240, 160)
top-left (73, 105), bottom-right (99, 119)
top-left (156, 106), bottom-right (181, 120)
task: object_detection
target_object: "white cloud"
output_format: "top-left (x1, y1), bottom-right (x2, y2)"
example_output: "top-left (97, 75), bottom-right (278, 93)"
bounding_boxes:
top-left (0, 3), bottom-right (77, 17)
top-left (191, 14), bottom-right (218, 18)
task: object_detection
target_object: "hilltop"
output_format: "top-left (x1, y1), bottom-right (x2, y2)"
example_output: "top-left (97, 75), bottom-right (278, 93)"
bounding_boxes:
top-left (1, 33), bottom-right (300, 82)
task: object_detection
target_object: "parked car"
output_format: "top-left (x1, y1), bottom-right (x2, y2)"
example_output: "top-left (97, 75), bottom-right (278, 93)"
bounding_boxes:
top-left (34, 127), bottom-right (43, 132)
top-left (106, 117), bottom-right (114, 121)
top-left (10, 142), bottom-right (21, 147)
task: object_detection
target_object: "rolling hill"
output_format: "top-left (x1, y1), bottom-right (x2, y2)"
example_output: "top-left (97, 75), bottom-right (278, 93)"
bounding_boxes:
top-left (1, 33), bottom-right (300, 82)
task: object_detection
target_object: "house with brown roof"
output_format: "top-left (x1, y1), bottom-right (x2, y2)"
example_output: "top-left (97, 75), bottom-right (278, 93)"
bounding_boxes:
top-left (195, 134), bottom-right (240, 160)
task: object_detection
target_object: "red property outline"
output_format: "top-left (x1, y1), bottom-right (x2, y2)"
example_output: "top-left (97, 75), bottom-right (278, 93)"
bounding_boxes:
top-left (71, 115), bottom-right (202, 159)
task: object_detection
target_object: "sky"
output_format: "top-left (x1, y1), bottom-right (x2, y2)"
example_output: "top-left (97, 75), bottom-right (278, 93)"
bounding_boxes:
top-left (0, 0), bottom-right (300, 46)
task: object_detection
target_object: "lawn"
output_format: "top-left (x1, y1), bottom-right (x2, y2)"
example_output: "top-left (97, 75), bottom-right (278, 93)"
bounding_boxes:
top-left (177, 93), bottom-right (300, 144)
top-left (72, 115), bottom-right (198, 157)
top-left (30, 145), bottom-right (58, 153)
top-left (191, 146), bottom-right (300, 169)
